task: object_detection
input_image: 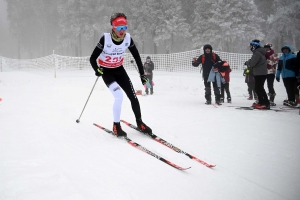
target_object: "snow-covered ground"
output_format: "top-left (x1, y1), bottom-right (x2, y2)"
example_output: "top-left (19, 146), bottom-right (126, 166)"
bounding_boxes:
top-left (0, 70), bottom-right (299, 200)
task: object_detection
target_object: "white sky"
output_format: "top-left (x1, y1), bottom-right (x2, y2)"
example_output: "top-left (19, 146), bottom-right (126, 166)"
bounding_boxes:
top-left (0, 70), bottom-right (300, 200)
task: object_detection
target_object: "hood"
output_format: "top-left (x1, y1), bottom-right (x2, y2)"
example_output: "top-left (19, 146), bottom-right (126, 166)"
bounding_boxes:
top-left (203, 44), bottom-right (212, 51)
top-left (281, 45), bottom-right (292, 52)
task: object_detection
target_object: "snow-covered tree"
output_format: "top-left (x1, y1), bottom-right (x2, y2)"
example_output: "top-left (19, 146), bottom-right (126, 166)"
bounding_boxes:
top-left (191, 0), bottom-right (264, 53)
top-left (266, 0), bottom-right (300, 51)
top-left (154, 0), bottom-right (191, 53)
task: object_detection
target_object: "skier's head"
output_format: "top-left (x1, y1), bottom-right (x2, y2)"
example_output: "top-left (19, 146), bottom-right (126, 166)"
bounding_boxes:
top-left (281, 45), bottom-right (292, 56)
top-left (146, 56), bottom-right (151, 62)
top-left (250, 39), bottom-right (261, 52)
top-left (203, 44), bottom-right (212, 54)
top-left (110, 13), bottom-right (127, 39)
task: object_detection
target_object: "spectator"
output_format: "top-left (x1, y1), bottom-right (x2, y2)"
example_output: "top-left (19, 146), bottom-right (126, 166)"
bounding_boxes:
top-left (276, 45), bottom-right (298, 107)
top-left (264, 43), bottom-right (278, 106)
top-left (296, 50), bottom-right (300, 104)
top-left (214, 61), bottom-right (232, 103)
top-left (143, 56), bottom-right (154, 95)
top-left (243, 66), bottom-right (258, 100)
top-left (192, 44), bottom-right (222, 105)
top-left (245, 39), bottom-right (269, 109)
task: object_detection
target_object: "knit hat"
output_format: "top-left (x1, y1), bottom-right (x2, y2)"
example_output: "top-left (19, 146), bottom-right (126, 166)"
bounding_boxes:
top-left (146, 56), bottom-right (151, 60)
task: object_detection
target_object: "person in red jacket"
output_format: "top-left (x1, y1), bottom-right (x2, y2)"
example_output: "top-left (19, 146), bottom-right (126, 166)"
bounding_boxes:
top-left (220, 63), bottom-right (232, 103)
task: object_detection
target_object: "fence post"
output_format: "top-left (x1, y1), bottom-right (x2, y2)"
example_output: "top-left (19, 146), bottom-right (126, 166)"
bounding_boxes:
top-left (53, 50), bottom-right (56, 78)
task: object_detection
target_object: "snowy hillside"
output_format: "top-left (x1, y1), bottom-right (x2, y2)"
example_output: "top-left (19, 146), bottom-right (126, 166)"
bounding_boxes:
top-left (0, 70), bottom-right (299, 200)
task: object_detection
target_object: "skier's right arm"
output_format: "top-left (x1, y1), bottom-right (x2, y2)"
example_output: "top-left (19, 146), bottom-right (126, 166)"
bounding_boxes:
top-left (90, 36), bottom-right (104, 75)
top-left (192, 55), bottom-right (202, 67)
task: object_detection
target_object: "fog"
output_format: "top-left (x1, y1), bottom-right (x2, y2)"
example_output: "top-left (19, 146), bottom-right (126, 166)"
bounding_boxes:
top-left (0, 0), bottom-right (299, 59)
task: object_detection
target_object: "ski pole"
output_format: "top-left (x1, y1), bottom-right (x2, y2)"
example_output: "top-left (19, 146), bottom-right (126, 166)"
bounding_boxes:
top-left (76, 77), bottom-right (99, 123)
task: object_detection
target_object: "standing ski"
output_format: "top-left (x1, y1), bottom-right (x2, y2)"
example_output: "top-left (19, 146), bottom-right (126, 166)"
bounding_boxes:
top-left (120, 120), bottom-right (216, 168)
top-left (93, 123), bottom-right (190, 170)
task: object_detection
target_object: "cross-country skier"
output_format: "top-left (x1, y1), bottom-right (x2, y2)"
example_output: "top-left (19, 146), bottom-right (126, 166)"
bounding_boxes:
top-left (89, 13), bottom-right (152, 137)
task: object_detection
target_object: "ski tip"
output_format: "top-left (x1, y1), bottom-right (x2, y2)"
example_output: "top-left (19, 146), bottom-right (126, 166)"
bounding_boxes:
top-left (178, 166), bottom-right (191, 170)
top-left (93, 123), bottom-right (103, 128)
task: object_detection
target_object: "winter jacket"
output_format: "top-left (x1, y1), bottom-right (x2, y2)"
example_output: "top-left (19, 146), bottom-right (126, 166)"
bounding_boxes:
top-left (297, 51), bottom-right (300, 83)
top-left (245, 47), bottom-right (267, 76)
top-left (208, 68), bottom-right (225, 88)
top-left (276, 45), bottom-right (297, 79)
top-left (192, 44), bottom-right (222, 79)
top-left (144, 61), bottom-right (154, 75)
top-left (222, 68), bottom-right (232, 82)
top-left (265, 49), bottom-right (277, 74)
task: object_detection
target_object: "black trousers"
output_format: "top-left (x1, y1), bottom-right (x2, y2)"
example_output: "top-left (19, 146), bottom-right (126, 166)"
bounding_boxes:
top-left (102, 66), bottom-right (141, 119)
top-left (254, 75), bottom-right (269, 106)
top-left (204, 78), bottom-right (220, 101)
top-left (247, 82), bottom-right (257, 98)
top-left (282, 77), bottom-right (297, 102)
top-left (266, 74), bottom-right (275, 94)
top-left (221, 82), bottom-right (231, 99)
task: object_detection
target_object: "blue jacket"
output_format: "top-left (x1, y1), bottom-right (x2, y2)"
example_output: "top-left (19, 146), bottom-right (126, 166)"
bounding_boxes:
top-left (208, 68), bottom-right (225, 88)
top-left (276, 45), bottom-right (297, 79)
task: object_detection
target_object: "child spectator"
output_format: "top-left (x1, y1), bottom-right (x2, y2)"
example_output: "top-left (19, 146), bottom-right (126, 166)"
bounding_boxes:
top-left (243, 66), bottom-right (258, 100)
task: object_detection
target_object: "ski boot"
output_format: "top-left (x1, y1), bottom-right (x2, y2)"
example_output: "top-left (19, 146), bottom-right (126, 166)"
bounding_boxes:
top-left (284, 101), bottom-right (297, 107)
top-left (247, 96), bottom-right (253, 100)
top-left (252, 100), bottom-right (260, 108)
top-left (136, 118), bottom-right (152, 136)
top-left (113, 122), bottom-right (127, 137)
top-left (227, 97), bottom-right (232, 103)
top-left (205, 100), bottom-right (211, 105)
top-left (220, 98), bottom-right (224, 103)
top-left (215, 100), bottom-right (222, 105)
top-left (268, 93), bottom-right (276, 106)
top-left (269, 101), bottom-right (276, 106)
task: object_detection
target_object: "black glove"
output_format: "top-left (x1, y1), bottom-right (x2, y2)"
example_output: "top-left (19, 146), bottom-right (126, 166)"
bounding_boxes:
top-left (95, 67), bottom-right (103, 77)
top-left (244, 61), bottom-right (247, 65)
top-left (140, 74), bottom-right (149, 85)
top-left (276, 77), bottom-right (280, 82)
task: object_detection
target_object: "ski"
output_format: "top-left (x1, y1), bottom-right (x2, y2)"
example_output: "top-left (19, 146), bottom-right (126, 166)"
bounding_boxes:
top-left (93, 123), bottom-right (190, 170)
top-left (234, 106), bottom-right (286, 112)
top-left (120, 120), bottom-right (216, 168)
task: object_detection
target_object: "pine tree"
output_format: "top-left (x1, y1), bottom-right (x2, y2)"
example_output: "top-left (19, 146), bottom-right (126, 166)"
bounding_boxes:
top-left (266, 0), bottom-right (300, 51)
top-left (154, 0), bottom-right (191, 53)
top-left (191, 0), bottom-right (264, 53)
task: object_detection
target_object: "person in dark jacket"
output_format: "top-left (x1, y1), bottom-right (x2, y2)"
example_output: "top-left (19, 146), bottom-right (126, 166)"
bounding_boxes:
top-left (89, 13), bottom-right (152, 137)
top-left (296, 51), bottom-right (300, 104)
top-left (276, 45), bottom-right (298, 107)
top-left (243, 66), bottom-right (258, 100)
top-left (143, 56), bottom-right (154, 95)
top-left (245, 39), bottom-right (269, 109)
top-left (192, 44), bottom-right (222, 105)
